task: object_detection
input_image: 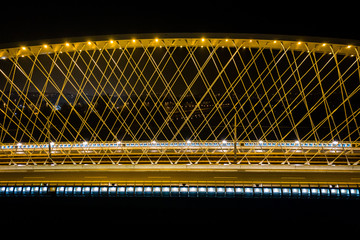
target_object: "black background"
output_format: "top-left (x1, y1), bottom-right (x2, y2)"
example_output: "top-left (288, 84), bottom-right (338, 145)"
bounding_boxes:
top-left (1, 196), bottom-right (360, 229)
top-left (2, 2), bottom-right (360, 44)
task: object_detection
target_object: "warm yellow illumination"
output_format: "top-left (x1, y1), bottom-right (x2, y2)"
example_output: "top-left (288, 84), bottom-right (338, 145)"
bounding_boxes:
top-left (65, 42), bottom-right (70, 47)
top-left (155, 38), bottom-right (159, 42)
top-left (21, 47), bottom-right (26, 50)
top-left (132, 39), bottom-right (136, 43)
top-left (297, 41), bottom-right (301, 45)
top-left (43, 44), bottom-right (48, 49)
top-left (347, 45), bottom-right (351, 48)
top-left (322, 43), bottom-right (326, 46)
top-left (201, 38), bottom-right (205, 42)
top-left (110, 40), bottom-right (114, 44)
top-left (87, 41), bottom-right (92, 45)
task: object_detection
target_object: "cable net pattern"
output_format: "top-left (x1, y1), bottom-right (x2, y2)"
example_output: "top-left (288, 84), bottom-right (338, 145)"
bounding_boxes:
top-left (0, 37), bottom-right (359, 165)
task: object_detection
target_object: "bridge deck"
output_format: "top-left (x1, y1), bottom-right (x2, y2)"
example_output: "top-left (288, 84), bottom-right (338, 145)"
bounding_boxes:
top-left (1, 164), bottom-right (360, 186)
top-left (1, 140), bottom-right (359, 165)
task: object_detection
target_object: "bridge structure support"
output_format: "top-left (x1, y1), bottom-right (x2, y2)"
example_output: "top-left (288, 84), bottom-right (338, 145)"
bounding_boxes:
top-left (1, 164), bottom-right (360, 199)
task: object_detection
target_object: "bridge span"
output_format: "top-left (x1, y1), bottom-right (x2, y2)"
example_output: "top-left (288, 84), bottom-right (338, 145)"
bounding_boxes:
top-left (1, 34), bottom-right (360, 200)
top-left (2, 163), bottom-right (360, 185)
top-left (1, 164), bottom-right (360, 199)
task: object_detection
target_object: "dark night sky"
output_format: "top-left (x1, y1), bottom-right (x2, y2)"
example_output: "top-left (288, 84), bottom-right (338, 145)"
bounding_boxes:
top-left (2, 2), bottom-right (360, 45)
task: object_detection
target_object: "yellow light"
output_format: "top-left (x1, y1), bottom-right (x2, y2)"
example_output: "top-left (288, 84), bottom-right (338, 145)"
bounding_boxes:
top-left (87, 41), bottom-right (92, 45)
top-left (347, 45), bottom-right (351, 48)
top-left (273, 40), bottom-right (277, 43)
top-left (43, 44), bottom-right (48, 48)
top-left (110, 40), bottom-right (114, 44)
top-left (297, 41), bottom-right (301, 45)
top-left (21, 47), bottom-right (26, 50)
top-left (155, 38), bottom-right (159, 42)
top-left (201, 38), bottom-right (205, 42)
top-left (132, 39), bottom-right (136, 43)
top-left (322, 43), bottom-right (326, 47)
top-left (65, 42), bottom-right (70, 47)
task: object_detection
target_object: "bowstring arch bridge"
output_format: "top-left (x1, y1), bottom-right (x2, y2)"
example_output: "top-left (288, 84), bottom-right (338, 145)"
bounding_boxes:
top-left (0, 33), bottom-right (360, 167)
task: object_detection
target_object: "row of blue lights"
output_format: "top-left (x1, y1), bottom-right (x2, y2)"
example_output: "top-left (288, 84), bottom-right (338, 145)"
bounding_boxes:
top-left (0, 186), bottom-right (48, 197)
top-left (1, 186), bottom-right (359, 199)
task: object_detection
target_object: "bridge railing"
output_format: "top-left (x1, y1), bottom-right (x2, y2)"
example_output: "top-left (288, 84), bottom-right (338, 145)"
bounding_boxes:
top-left (1, 185), bottom-right (360, 199)
top-left (0, 140), bottom-right (359, 166)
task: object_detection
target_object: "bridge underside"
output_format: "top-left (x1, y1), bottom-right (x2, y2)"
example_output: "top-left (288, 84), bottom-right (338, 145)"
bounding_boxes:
top-left (1, 164), bottom-right (360, 199)
top-left (2, 164), bottom-right (360, 185)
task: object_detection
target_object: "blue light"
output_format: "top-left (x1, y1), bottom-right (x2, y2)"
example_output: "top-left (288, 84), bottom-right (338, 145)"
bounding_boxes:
top-left (225, 187), bottom-right (235, 197)
top-left (6, 187), bottom-right (14, 196)
top-left (14, 187), bottom-right (22, 196)
top-left (144, 186), bottom-right (152, 197)
top-left (320, 188), bottom-right (330, 198)
top-left (74, 187), bottom-right (82, 196)
top-left (117, 186), bottom-right (126, 197)
top-left (2, 185), bottom-right (360, 200)
top-left (170, 187), bottom-right (179, 197)
top-left (350, 188), bottom-right (359, 198)
top-left (189, 187), bottom-right (197, 197)
top-left (198, 187), bottom-right (207, 197)
top-left (100, 186), bottom-right (108, 196)
top-left (65, 186), bottom-right (73, 196)
top-left (135, 186), bottom-right (143, 196)
top-left (330, 188), bottom-right (340, 198)
top-left (235, 187), bottom-right (244, 197)
top-left (207, 187), bottom-right (216, 197)
top-left (91, 186), bottom-right (99, 196)
top-left (83, 187), bottom-right (91, 196)
top-left (39, 186), bottom-right (48, 195)
top-left (180, 186), bottom-right (188, 197)
top-left (161, 187), bottom-right (170, 197)
top-left (301, 188), bottom-right (310, 198)
top-left (244, 187), bottom-right (253, 197)
top-left (108, 187), bottom-right (117, 197)
top-left (23, 186), bottom-right (31, 196)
